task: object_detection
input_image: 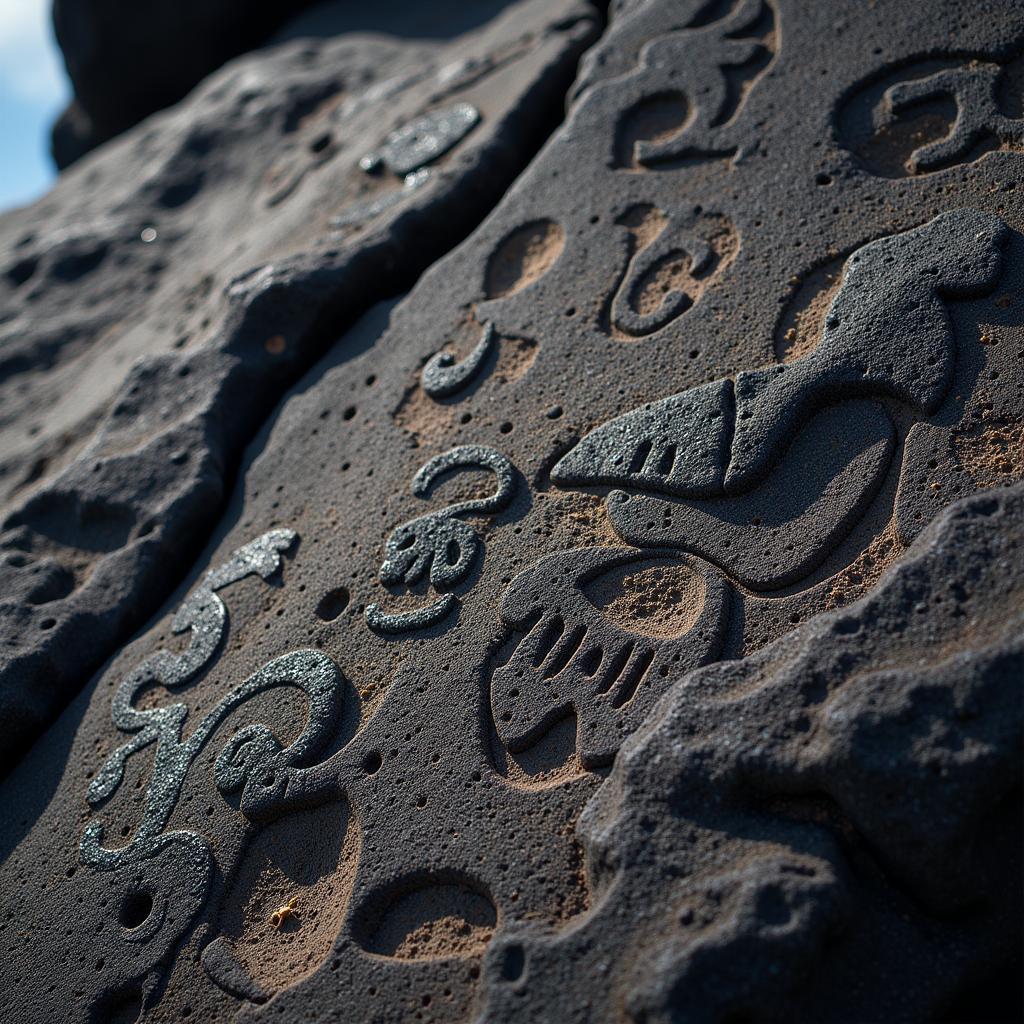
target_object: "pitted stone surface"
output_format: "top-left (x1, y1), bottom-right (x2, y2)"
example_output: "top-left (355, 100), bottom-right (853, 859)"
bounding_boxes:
top-left (605, 399), bottom-right (896, 590)
top-left (1, 1), bottom-right (1022, 1023)
top-left (477, 484), bottom-right (1024, 1023)
top-left (0, 0), bottom-right (600, 771)
top-left (490, 545), bottom-right (730, 768)
top-left (552, 209), bottom-right (1008, 500)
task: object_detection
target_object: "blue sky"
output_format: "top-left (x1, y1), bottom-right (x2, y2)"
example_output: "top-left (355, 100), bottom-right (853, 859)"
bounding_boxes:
top-left (0, 0), bottom-right (70, 212)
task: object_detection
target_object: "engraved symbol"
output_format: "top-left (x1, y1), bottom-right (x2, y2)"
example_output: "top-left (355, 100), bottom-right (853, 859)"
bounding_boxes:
top-left (329, 103), bottom-right (481, 228)
top-left (589, 0), bottom-right (777, 171)
top-left (366, 445), bottom-right (517, 633)
top-left (491, 547), bottom-right (730, 768)
top-left (201, 798), bottom-right (357, 1004)
top-left (484, 219), bottom-right (565, 299)
top-left (839, 54), bottom-right (1024, 177)
top-left (359, 102), bottom-right (481, 176)
top-left (883, 62), bottom-right (1024, 173)
top-left (552, 209), bottom-right (1009, 586)
top-left (330, 168), bottom-right (431, 229)
top-left (604, 400), bottom-right (895, 590)
top-left (422, 321), bottom-right (497, 398)
top-left (558, 210), bottom-right (1008, 497)
top-left (605, 204), bottom-right (739, 338)
top-left (79, 531), bottom-right (346, 956)
top-left (352, 876), bottom-right (497, 960)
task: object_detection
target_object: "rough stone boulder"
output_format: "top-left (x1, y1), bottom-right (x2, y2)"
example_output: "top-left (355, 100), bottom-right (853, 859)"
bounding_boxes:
top-left (0, 1), bottom-right (1021, 1022)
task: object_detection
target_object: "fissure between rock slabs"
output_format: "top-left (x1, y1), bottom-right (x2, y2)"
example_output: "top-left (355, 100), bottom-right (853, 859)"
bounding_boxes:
top-left (1, 1), bottom-right (1021, 1021)
top-left (0, 0), bottom-right (608, 776)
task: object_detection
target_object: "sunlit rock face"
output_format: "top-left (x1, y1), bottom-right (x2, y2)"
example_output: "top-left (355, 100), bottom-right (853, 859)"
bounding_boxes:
top-left (0, 0), bottom-right (598, 769)
top-left (0, 1), bottom-right (1022, 1022)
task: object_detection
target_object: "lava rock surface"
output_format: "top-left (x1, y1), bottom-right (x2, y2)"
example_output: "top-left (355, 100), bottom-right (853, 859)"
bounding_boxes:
top-left (0, 1), bottom-right (1021, 1022)
top-left (51, 0), bottom-right (320, 167)
top-left (0, 0), bottom-right (599, 771)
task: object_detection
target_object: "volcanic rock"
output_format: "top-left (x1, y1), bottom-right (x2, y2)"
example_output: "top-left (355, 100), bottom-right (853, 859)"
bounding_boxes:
top-left (51, 0), bottom-right (319, 167)
top-left (0, 1), bottom-right (1022, 1022)
top-left (0, 0), bottom-right (599, 771)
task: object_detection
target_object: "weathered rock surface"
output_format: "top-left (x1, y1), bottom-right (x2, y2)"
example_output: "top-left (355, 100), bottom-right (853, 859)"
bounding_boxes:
top-left (480, 482), bottom-right (1024, 1022)
top-left (0, 0), bottom-right (599, 771)
top-left (51, 0), bottom-right (318, 167)
top-left (1, 1), bottom-right (1022, 1022)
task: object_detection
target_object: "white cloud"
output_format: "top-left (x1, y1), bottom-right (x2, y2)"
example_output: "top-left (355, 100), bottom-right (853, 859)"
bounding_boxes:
top-left (0, 0), bottom-right (68, 104)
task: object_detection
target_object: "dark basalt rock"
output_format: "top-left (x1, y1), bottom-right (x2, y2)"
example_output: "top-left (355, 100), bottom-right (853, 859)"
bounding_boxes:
top-left (479, 483), bottom-right (1024, 1023)
top-left (551, 209), bottom-right (1008, 499)
top-left (0, 0), bottom-right (599, 772)
top-left (51, 0), bottom-right (521, 168)
top-left (50, 0), bottom-right (321, 168)
top-left (1, 1), bottom-right (1022, 1022)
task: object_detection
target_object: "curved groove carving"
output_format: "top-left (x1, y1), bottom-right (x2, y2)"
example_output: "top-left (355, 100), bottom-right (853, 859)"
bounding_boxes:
top-left (353, 874), bottom-right (498, 961)
top-left (422, 321), bottom-right (497, 399)
top-left (555, 209), bottom-right (1009, 499)
top-left (80, 531), bottom-right (346, 959)
top-left (606, 400), bottom-right (895, 590)
top-left (839, 54), bottom-right (1024, 176)
top-left (590, 0), bottom-right (777, 171)
top-left (484, 219), bottom-right (565, 299)
top-left (201, 798), bottom-right (358, 1004)
top-left (606, 205), bottom-right (739, 338)
top-left (366, 446), bottom-right (517, 632)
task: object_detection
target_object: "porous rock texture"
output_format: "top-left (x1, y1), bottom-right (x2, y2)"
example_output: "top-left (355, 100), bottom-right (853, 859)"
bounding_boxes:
top-left (0, 1), bottom-right (1022, 1023)
top-left (0, 0), bottom-right (599, 770)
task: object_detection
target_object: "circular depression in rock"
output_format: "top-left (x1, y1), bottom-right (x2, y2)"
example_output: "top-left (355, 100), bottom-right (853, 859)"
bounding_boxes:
top-left (355, 878), bottom-right (497, 960)
top-left (583, 558), bottom-right (706, 639)
top-left (484, 219), bottom-right (565, 298)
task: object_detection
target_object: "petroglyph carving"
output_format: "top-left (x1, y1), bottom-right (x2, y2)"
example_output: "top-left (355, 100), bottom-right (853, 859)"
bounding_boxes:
top-left (80, 531), bottom-right (346, 945)
top-left (366, 446), bottom-right (516, 633)
top-left (607, 205), bottom-right (739, 337)
top-left (360, 102), bottom-right (481, 176)
top-left (840, 54), bottom-right (1024, 177)
top-left (606, 401), bottom-right (895, 590)
top-left (556, 210), bottom-right (1008, 498)
top-left (422, 321), bottom-right (496, 398)
top-left (491, 546), bottom-right (729, 767)
top-left (484, 219), bottom-right (565, 299)
top-left (553, 210), bottom-right (1008, 592)
top-left (201, 799), bottom-right (358, 1004)
top-left (597, 0), bottom-right (777, 170)
top-left (883, 61), bottom-right (1024, 172)
top-left (330, 167), bottom-right (431, 229)
top-left (353, 877), bottom-right (498, 960)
